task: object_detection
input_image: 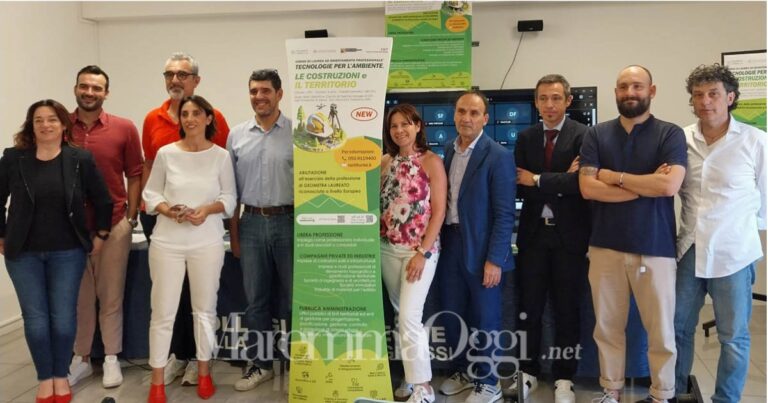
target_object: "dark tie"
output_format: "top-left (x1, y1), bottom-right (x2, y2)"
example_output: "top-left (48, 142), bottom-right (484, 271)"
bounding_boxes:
top-left (544, 129), bottom-right (558, 171)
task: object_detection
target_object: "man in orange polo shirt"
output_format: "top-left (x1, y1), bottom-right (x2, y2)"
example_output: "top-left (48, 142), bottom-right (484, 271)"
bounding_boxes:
top-left (141, 51), bottom-right (229, 386)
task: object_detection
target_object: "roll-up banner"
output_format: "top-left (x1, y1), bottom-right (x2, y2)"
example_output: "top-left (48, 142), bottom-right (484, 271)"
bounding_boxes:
top-left (287, 37), bottom-right (394, 403)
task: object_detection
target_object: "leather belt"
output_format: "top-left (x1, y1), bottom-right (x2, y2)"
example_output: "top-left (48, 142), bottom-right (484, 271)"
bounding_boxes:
top-left (541, 217), bottom-right (556, 226)
top-left (243, 205), bottom-right (293, 216)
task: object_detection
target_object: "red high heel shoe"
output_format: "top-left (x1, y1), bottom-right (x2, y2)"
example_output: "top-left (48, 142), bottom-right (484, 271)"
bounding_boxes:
top-left (35, 396), bottom-right (54, 403)
top-left (147, 383), bottom-right (166, 403)
top-left (53, 393), bottom-right (71, 403)
top-left (197, 374), bottom-right (215, 399)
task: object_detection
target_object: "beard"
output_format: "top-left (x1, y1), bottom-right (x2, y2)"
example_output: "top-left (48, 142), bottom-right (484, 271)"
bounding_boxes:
top-left (168, 87), bottom-right (185, 101)
top-left (76, 96), bottom-right (103, 112)
top-left (617, 96), bottom-right (651, 118)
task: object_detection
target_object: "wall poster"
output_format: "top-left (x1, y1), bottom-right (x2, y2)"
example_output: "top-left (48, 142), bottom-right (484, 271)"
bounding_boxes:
top-left (386, 1), bottom-right (472, 90)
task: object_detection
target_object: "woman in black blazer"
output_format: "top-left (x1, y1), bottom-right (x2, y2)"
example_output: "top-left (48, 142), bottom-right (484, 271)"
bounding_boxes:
top-left (0, 99), bottom-right (112, 403)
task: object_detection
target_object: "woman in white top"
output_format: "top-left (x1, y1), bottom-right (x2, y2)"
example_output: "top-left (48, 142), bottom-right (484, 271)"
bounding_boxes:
top-left (142, 95), bottom-right (236, 403)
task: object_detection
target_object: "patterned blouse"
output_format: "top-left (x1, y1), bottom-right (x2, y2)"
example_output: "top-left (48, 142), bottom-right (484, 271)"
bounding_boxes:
top-left (380, 153), bottom-right (439, 252)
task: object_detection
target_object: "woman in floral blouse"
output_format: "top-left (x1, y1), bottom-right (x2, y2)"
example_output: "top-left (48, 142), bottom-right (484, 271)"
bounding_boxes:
top-left (380, 104), bottom-right (447, 403)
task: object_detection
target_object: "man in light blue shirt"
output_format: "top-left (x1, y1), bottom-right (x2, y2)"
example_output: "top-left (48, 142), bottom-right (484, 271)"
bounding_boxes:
top-left (227, 69), bottom-right (293, 392)
top-left (437, 91), bottom-right (516, 403)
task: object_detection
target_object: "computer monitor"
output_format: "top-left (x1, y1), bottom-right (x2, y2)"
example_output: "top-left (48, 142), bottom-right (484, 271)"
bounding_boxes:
top-left (384, 87), bottom-right (597, 231)
top-left (384, 87), bottom-right (597, 158)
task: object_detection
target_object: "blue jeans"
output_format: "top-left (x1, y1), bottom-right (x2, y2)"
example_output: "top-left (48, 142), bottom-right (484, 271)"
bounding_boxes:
top-left (6, 248), bottom-right (87, 380)
top-left (238, 211), bottom-right (293, 367)
top-left (674, 245), bottom-right (755, 402)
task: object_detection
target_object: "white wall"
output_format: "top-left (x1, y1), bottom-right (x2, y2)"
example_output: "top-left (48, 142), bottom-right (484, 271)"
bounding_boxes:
top-left (92, 4), bottom-right (387, 128)
top-left (0, 2), bottom-right (98, 332)
top-left (91, 0), bottom-right (768, 297)
top-left (92, 1), bottom-right (767, 131)
top-left (0, 1), bottom-right (765, 329)
top-left (472, 2), bottom-right (766, 125)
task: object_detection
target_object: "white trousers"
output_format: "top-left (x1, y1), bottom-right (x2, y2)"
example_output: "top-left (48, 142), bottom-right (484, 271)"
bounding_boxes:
top-left (381, 242), bottom-right (439, 384)
top-left (148, 242), bottom-right (224, 368)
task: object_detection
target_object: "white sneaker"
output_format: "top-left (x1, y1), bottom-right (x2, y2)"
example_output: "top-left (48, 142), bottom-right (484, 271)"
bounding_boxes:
top-left (439, 371), bottom-right (473, 395)
top-left (406, 384), bottom-right (436, 403)
top-left (102, 355), bottom-right (123, 388)
top-left (67, 355), bottom-right (93, 386)
top-left (506, 371), bottom-right (538, 399)
top-left (162, 354), bottom-right (187, 385)
top-left (554, 379), bottom-right (576, 403)
top-left (394, 380), bottom-right (413, 401)
top-left (465, 382), bottom-right (502, 403)
top-left (181, 360), bottom-right (198, 386)
top-left (592, 389), bottom-right (620, 403)
top-left (234, 365), bottom-right (274, 391)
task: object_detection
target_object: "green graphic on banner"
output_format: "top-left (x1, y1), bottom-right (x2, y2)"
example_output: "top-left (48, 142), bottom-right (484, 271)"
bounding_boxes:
top-left (286, 37), bottom-right (393, 403)
top-left (386, 1), bottom-right (472, 89)
top-left (723, 50), bottom-right (767, 131)
top-left (732, 99), bottom-right (766, 130)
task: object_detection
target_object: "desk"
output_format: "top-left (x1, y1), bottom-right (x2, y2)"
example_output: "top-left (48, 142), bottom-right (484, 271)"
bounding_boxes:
top-left (91, 246), bottom-right (649, 378)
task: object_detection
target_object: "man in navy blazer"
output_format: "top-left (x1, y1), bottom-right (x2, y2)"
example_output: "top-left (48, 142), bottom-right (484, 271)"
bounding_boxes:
top-left (508, 74), bottom-right (590, 403)
top-left (437, 91), bottom-right (516, 403)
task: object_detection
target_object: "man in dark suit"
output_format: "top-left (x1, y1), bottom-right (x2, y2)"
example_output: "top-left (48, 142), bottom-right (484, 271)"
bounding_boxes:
top-left (437, 90), bottom-right (516, 403)
top-left (508, 75), bottom-right (590, 403)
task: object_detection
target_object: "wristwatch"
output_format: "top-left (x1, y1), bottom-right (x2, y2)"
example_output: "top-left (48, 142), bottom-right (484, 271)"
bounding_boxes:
top-left (95, 232), bottom-right (110, 241)
top-left (128, 218), bottom-right (139, 228)
top-left (416, 246), bottom-right (432, 259)
top-left (533, 174), bottom-right (541, 187)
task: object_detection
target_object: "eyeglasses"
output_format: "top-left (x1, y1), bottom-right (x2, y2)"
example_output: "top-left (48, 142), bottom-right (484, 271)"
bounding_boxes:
top-left (163, 71), bottom-right (196, 81)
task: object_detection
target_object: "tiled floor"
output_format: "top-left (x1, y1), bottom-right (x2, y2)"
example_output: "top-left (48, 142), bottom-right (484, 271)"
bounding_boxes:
top-left (0, 305), bottom-right (764, 402)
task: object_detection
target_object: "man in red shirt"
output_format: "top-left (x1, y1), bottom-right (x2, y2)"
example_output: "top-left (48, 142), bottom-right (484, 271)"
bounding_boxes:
top-left (67, 65), bottom-right (144, 389)
top-left (140, 51), bottom-right (229, 386)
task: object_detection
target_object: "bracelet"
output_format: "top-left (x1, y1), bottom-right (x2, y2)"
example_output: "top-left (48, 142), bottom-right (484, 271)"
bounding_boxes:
top-left (619, 172), bottom-right (625, 188)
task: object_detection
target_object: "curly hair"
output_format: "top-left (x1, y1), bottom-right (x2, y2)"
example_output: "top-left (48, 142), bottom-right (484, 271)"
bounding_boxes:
top-left (15, 99), bottom-right (72, 149)
top-left (686, 63), bottom-right (740, 111)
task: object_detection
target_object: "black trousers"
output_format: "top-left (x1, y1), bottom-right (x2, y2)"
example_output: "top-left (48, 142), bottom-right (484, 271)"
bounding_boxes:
top-left (516, 224), bottom-right (587, 380)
